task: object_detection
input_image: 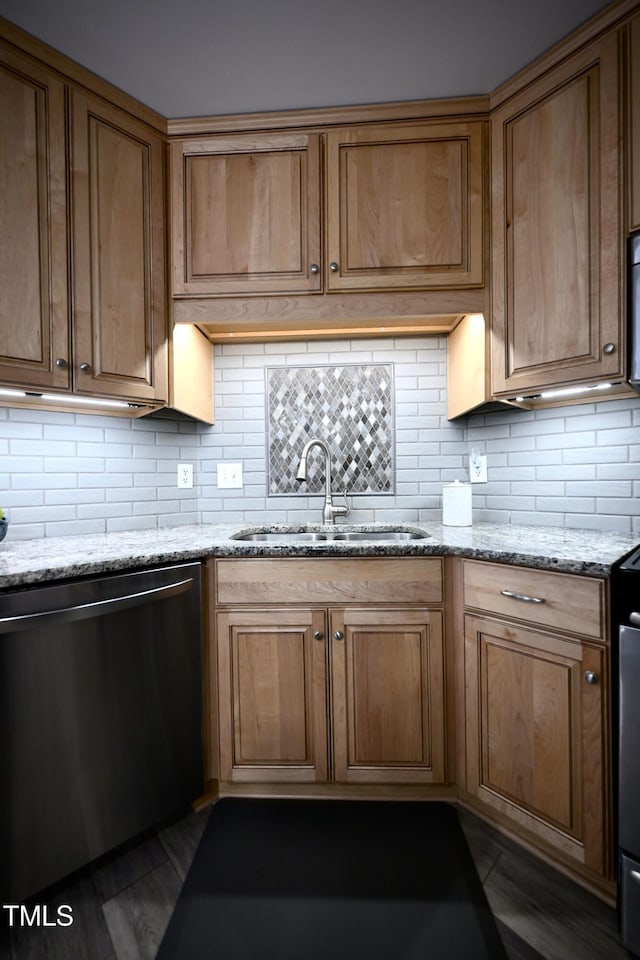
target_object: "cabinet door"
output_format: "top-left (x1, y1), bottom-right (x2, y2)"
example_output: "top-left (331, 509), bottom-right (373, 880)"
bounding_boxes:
top-left (217, 608), bottom-right (328, 783)
top-left (0, 43), bottom-right (70, 391)
top-left (331, 608), bottom-right (445, 785)
top-left (171, 133), bottom-right (322, 296)
top-left (464, 614), bottom-right (608, 877)
top-left (491, 32), bottom-right (622, 395)
top-left (70, 90), bottom-right (167, 402)
top-left (325, 121), bottom-right (484, 291)
top-left (628, 12), bottom-right (640, 233)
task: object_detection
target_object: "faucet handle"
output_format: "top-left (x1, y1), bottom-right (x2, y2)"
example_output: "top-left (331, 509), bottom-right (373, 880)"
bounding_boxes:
top-left (337, 485), bottom-right (352, 518)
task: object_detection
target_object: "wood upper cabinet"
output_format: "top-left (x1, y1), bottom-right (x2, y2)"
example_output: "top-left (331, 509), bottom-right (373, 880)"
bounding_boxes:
top-left (70, 90), bottom-right (167, 402)
top-left (627, 11), bottom-right (640, 234)
top-left (491, 31), bottom-right (623, 396)
top-left (325, 121), bottom-right (485, 291)
top-left (171, 132), bottom-right (322, 296)
top-left (330, 607), bottom-right (445, 785)
top-left (170, 120), bottom-right (485, 299)
top-left (463, 561), bottom-right (610, 881)
top-left (0, 42), bottom-right (70, 391)
top-left (216, 607), bottom-right (328, 784)
top-left (0, 41), bottom-right (168, 405)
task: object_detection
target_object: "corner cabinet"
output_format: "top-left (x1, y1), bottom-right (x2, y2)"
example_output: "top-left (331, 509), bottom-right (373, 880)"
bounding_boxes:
top-left (490, 31), bottom-right (623, 396)
top-left (214, 558), bottom-right (446, 789)
top-left (462, 560), bottom-right (611, 885)
top-left (0, 40), bottom-right (168, 405)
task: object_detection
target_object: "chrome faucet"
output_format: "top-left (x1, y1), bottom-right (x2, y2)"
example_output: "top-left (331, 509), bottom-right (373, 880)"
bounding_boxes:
top-left (295, 438), bottom-right (351, 524)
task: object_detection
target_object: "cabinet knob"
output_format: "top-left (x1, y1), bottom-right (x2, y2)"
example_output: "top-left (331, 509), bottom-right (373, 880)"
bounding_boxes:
top-left (329, 262), bottom-right (339, 273)
top-left (310, 263), bottom-right (319, 274)
top-left (313, 630), bottom-right (324, 641)
top-left (79, 362), bottom-right (92, 373)
top-left (55, 358), bottom-right (68, 369)
top-left (333, 630), bottom-right (344, 641)
top-left (584, 670), bottom-right (598, 685)
top-left (602, 343), bottom-right (616, 355)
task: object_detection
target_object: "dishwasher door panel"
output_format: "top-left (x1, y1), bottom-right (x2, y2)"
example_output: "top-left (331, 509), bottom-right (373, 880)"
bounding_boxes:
top-left (0, 563), bottom-right (203, 902)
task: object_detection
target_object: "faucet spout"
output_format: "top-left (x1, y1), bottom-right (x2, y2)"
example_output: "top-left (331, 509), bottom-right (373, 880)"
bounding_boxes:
top-left (295, 438), bottom-right (350, 525)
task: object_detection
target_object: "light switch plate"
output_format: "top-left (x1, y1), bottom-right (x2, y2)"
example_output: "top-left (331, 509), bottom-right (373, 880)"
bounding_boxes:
top-left (217, 462), bottom-right (243, 489)
top-left (469, 452), bottom-right (488, 484)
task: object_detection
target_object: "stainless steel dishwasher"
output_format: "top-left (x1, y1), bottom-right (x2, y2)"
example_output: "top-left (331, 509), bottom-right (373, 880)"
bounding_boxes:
top-left (0, 562), bottom-right (203, 903)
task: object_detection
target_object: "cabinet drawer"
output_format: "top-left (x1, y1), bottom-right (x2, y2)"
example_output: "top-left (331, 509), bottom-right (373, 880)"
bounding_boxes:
top-left (463, 560), bottom-right (605, 641)
top-left (216, 558), bottom-right (442, 605)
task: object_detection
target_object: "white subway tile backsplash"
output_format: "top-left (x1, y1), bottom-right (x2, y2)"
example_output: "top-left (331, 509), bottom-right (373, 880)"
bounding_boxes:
top-left (0, 336), bottom-right (637, 539)
top-left (566, 480), bottom-right (632, 497)
top-left (537, 431), bottom-right (596, 449)
top-left (45, 457), bottom-right (104, 472)
top-left (107, 515), bottom-right (158, 533)
top-left (597, 427), bottom-right (639, 446)
top-left (563, 445), bottom-right (628, 463)
top-left (44, 519), bottom-right (106, 537)
top-left (597, 463), bottom-right (640, 479)
top-left (565, 513), bottom-right (633, 532)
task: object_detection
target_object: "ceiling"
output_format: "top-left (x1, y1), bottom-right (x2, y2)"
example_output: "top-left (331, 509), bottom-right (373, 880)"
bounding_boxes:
top-left (0, 0), bottom-right (614, 119)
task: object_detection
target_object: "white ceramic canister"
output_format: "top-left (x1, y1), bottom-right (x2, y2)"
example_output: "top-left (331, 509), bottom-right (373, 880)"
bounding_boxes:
top-left (442, 480), bottom-right (472, 526)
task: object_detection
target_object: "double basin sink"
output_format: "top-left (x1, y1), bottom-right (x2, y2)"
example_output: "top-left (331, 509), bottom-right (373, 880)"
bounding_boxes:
top-left (231, 528), bottom-right (430, 543)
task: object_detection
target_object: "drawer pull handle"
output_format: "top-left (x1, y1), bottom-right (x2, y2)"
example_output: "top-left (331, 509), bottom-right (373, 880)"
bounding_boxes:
top-left (333, 630), bottom-right (344, 641)
top-left (313, 630), bottom-right (324, 641)
top-left (584, 671), bottom-right (598, 685)
top-left (500, 589), bottom-right (546, 605)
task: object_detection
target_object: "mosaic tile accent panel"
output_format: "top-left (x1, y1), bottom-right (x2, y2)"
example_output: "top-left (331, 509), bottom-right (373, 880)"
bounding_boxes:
top-left (267, 363), bottom-right (394, 496)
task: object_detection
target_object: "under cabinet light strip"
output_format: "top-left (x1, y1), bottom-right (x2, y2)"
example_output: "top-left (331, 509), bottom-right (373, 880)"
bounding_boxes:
top-left (0, 388), bottom-right (145, 409)
top-left (514, 382), bottom-right (617, 403)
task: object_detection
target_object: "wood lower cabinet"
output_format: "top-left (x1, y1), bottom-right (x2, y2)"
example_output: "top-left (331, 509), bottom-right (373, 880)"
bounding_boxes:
top-left (462, 561), bottom-right (610, 883)
top-left (491, 30), bottom-right (623, 396)
top-left (331, 607), bottom-right (445, 785)
top-left (214, 557), bottom-right (446, 788)
top-left (217, 603), bottom-right (445, 787)
top-left (216, 608), bottom-right (328, 783)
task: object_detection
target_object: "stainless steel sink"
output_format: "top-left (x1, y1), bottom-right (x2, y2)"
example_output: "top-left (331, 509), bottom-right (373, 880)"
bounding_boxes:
top-left (330, 531), bottom-right (426, 541)
top-left (232, 532), bottom-right (330, 542)
top-left (231, 529), bottom-right (430, 543)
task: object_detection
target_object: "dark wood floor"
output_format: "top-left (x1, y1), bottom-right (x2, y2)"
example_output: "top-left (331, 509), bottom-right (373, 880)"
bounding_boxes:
top-left (0, 801), bottom-right (632, 960)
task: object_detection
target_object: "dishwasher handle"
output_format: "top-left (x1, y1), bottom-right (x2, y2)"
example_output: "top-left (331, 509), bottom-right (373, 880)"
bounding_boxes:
top-left (0, 578), bottom-right (195, 634)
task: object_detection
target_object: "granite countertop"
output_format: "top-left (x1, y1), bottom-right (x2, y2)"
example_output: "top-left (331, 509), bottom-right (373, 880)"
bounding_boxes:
top-left (0, 521), bottom-right (637, 590)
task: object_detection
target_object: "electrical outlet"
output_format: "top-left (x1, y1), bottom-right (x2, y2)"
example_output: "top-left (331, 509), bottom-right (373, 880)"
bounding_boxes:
top-left (469, 452), bottom-right (488, 484)
top-left (217, 462), bottom-right (243, 489)
top-left (177, 463), bottom-right (193, 489)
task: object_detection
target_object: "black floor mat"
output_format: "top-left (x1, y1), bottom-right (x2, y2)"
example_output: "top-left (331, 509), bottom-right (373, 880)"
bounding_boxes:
top-left (156, 798), bottom-right (508, 960)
